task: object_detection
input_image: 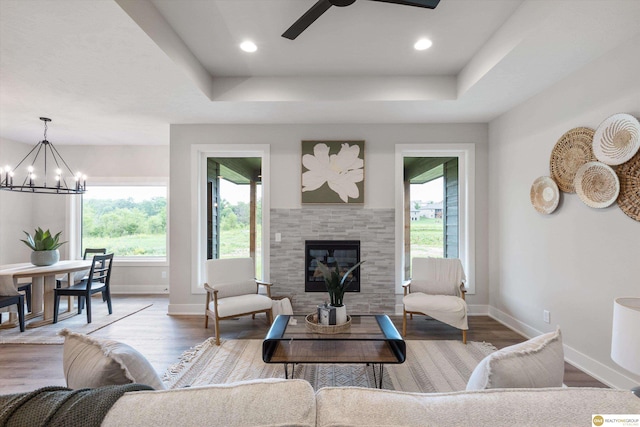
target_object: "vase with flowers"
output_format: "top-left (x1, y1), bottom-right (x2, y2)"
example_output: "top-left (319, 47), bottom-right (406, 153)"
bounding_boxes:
top-left (316, 260), bottom-right (365, 325)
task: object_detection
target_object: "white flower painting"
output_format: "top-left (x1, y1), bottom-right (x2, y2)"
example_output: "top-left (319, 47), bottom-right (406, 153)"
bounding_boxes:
top-left (301, 141), bottom-right (365, 204)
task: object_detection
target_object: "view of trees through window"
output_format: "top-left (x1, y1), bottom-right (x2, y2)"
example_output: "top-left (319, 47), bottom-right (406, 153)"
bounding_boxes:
top-left (410, 177), bottom-right (444, 258)
top-left (82, 185), bottom-right (167, 257)
top-left (218, 179), bottom-right (262, 274)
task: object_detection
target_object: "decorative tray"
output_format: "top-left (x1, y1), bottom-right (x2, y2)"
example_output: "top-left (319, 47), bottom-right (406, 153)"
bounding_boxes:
top-left (305, 313), bottom-right (351, 334)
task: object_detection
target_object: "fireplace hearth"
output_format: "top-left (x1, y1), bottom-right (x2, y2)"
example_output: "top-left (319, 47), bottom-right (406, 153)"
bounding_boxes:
top-left (305, 240), bottom-right (361, 292)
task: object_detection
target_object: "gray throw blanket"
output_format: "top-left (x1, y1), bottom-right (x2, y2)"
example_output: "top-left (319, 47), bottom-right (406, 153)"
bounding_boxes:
top-left (0, 384), bottom-right (154, 427)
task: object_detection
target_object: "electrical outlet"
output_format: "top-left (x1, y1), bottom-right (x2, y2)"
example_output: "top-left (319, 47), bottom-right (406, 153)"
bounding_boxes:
top-left (543, 310), bottom-right (550, 324)
top-left (275, 232), bottom-right (282, 242)
top-left (161, 271), bottom-right (167, 279)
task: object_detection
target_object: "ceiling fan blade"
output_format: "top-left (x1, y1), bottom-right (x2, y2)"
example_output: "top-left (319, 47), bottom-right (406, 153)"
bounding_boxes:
top-left (282, 0), bottom-right (333, 40)
top-left (370, 0), bottom-right (440, 9)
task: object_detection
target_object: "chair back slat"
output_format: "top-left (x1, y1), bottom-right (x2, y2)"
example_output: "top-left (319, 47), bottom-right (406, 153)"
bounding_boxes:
top-left (83, 248), bottom-right (107, 260)
top-left (84, 253), bottom-right (114, 289)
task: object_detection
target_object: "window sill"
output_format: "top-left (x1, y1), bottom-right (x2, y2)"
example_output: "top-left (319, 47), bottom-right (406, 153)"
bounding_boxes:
top-left (112, 257), bottom-right (168, 267)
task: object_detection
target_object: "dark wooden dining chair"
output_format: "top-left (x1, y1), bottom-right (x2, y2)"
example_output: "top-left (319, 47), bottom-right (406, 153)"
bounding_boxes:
top-left (0, 294), bottom-right (25, 332)
top-left (56, 248), bottom-right (107, 289)
top-left (53, 253), bottom-right (114, 324)
top-left (17, 282), bottom-right (32, 312)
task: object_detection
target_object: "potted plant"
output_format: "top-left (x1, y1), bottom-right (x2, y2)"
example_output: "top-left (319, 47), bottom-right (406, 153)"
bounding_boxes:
top-left (316, 260), bottom-right (365, 324)
top-left (20, 227), bottom-right (66, 266)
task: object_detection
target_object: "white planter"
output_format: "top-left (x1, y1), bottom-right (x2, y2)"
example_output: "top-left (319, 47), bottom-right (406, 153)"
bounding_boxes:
top-left (31, 249), bottom-right (59, 266)
top-left (332, 304), bottom-right (348, 325)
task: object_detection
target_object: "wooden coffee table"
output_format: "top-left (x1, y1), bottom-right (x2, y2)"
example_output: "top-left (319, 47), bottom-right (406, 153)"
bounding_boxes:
top-left (262, 314), bottom-right (406, 388)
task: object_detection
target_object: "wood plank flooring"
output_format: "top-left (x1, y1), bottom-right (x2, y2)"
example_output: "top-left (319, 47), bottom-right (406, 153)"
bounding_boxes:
top-left (0, 295), bottom-right (606, 394)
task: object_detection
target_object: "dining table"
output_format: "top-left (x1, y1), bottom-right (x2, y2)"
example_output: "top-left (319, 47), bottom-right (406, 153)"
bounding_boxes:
top-left (0, 260), bottom-right (93, 328)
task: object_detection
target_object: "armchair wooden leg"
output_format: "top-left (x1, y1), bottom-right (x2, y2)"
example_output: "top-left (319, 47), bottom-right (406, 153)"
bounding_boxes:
top-left (204, 312), bottom-right (209, 328)
top-left (462, 329), bottom-right (467, 344)
top-left (214, 316), bottom-right (220, 346)
top-left (402, 308), bottom-right (407, 337)
top-left (267, 309), bottom-right (273, 325)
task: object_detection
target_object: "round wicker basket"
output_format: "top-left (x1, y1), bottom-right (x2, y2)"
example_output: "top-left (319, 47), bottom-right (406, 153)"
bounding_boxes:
top-left (593, 113), bottom-right (640, 166)
top-left (305, 313), bottom-right (351, 334)
top-left (616, 152), bottom-right (640, 221)
top-left (550, 127), bottom-right (596, 193)
top-left (530, 176), bottom-right (560, 215)
top-left (574, 161), bottom-right (620, 209)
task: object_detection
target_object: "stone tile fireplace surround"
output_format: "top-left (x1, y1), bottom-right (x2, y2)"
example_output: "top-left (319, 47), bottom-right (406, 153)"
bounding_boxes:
top-left (270, 207), bottom-right (395, 314)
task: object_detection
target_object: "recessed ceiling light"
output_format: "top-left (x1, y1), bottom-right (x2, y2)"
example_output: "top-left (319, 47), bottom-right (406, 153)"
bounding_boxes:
top-left (240, 41), bottom-right (257, 53)
top-left (414, 38), bottom-right (433, 51)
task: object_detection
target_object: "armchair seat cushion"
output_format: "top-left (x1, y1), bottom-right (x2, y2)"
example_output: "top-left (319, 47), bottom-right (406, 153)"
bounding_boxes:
top-left (210, 294), bottom-right (273, 318)
top-left (403, 293), bottom-right (468, 330)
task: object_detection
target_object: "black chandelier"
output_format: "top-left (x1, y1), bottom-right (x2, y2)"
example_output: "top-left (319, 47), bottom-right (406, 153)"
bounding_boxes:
top-left (1, 117), bottom-right (86, 195)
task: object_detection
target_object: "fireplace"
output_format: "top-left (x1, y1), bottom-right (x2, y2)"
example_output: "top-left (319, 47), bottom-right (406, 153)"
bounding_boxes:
top-left (305, 240), bottom-right (361, 292)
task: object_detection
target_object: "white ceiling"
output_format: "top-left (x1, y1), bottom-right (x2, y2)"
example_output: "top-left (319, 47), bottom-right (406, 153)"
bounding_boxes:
top-left (0, 0), bottom-right (639, 146)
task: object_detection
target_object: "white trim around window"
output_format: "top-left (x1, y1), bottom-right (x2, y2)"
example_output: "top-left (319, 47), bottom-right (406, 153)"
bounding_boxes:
top-left (70, 177), bottom-right (170, 266)
top-left (394, 144), bottom-right (476, 295)
top-left (190, 144), bottom-right (270, 294)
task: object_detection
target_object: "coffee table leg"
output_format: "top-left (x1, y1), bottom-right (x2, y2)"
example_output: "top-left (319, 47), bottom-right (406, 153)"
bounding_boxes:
top-left (283, 363), bottom-right (294, 379)
top-left (371, 364), bottom-right (384, 389)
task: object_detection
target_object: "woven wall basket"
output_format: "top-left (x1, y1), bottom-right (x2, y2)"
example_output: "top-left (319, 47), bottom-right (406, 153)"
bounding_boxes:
top-left (550, 127), bottom-right (596, 193)
top-left (530, 176), bottom-right (560, 214)
top-left (616, 151), bottom-right (640, 221)
top-left (593, 113), bottom-right (640, 166)
top-left (574, 162), bottom-right (620, 209)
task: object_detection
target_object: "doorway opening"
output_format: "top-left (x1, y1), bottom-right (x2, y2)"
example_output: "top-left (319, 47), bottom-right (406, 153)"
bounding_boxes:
top-left (403, 157), bottom-right (459, 280)
top-left (207, 157), bottom-right (262, 277)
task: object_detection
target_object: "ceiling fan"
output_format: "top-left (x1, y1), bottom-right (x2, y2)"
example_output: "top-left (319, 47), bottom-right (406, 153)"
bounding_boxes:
top-left (282, 0), bottom-right (441, 40)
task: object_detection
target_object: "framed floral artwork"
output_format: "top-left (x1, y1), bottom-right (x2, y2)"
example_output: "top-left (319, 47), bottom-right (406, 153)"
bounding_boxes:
top-left (301, 140), bottom-right (365, 204)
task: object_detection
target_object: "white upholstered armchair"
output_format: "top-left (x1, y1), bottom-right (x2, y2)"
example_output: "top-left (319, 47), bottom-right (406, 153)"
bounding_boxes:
top-left (402, 257), bottom-right (468, 343)
top-left (204, 258), bottom-right (273, 345)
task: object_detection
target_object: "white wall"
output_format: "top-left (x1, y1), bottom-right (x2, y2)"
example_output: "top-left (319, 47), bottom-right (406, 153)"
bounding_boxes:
top-left (169, 123), bottom-right (489, 313)
top-left (489, 35), bottom-right (640, 389)
top-left (0, 138), bottom-right (42, 263)
top-left (0, 141), bottom-right (170, 293)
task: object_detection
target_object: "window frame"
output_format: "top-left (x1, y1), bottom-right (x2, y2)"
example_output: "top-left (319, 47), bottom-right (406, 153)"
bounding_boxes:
top-left (190, 144), bottom-right (270, 294)
top-left (395, 144), bottom-right (476, 294)
top-left (71, 177), bottom-right (170, 266)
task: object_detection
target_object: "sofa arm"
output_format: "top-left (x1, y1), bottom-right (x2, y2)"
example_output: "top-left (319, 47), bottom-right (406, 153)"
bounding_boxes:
top-left (102, 379), bottom-right (316, 427)
top-left (315, 387), bottom-right (640, 427)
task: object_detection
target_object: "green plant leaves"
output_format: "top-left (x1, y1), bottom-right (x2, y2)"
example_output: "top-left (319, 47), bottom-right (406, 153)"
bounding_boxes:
top-left (20, 227), bottom-right (67, 251)
top-left (317, 260), bottom-right (365, 307)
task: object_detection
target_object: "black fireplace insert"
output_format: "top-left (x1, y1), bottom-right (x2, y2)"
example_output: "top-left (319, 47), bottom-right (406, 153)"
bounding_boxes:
top-left (305, 240), bottom-right (361, 292)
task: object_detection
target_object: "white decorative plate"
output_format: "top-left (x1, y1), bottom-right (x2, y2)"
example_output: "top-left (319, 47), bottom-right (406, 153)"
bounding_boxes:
top-left (574, 162), bottom-right (620, 209)
top-left (593, 113), bottom-right (640, 165)
top-left (530, 176), bottom-right (560, 214)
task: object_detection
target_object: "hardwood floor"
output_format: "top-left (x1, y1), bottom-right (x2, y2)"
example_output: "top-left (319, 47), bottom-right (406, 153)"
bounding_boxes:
top-left (0, 295), bottom-right (606, 394)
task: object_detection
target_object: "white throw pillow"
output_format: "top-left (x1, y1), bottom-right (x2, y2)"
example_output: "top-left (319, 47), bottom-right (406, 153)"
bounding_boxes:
top-left (60, 329), bottom-right (166, 390)
top-left (466, 328), bottom-right (564, 390)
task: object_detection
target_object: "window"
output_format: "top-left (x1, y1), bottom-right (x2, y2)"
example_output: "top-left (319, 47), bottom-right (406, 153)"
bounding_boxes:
top-left (207, 157), bottom-right (262, 277)
top-left (395, 144), bottom-right (475, 294)
top-left (82, 184), bottom-right (167, 259)
top-left (191, 144), bottom-right (270, 293)
top-left (406, 158), bottom-right (459, 279)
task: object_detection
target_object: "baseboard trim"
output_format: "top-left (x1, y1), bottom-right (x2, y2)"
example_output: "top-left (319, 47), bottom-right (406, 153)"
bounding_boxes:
top-left (488, 306), bottom-right (638, 390)
top-left (111, 285), bottom-right (169, 294)
top-left (168, 303), bottom-right (203, 315)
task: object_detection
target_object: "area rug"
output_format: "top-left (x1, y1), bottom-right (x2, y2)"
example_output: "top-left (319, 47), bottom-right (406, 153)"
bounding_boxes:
top-left (163, 339), bottom-right (497, 392)
top-left (0, 301), bottom-right (152, 345)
